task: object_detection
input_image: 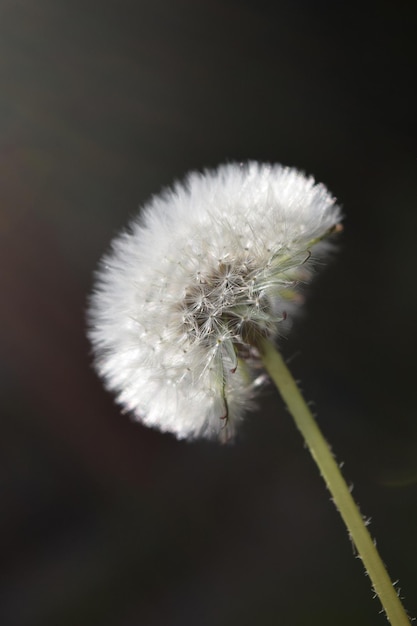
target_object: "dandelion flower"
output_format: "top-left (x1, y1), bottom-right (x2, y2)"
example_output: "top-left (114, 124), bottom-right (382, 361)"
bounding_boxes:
top-left (88, 163), bottom-right (413, 626)
top-left (88, 162), bottom-right (341, 441)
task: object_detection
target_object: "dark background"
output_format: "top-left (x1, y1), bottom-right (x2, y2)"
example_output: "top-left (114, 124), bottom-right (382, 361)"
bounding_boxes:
top-left (1, 1), bottom-right (416, 625)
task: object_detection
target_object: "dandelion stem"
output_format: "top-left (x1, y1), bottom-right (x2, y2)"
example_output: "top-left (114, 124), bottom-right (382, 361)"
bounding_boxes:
top-left (259, 338), bottom-right (410, 626)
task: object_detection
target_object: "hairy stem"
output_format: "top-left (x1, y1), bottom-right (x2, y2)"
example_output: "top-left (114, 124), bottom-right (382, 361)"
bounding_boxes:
top-left (259, 338), bottom-right (410, 626)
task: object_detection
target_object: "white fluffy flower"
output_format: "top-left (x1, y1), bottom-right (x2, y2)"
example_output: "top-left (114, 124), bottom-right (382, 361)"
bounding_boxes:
top-left (88, 162), bottom-right (341, 441)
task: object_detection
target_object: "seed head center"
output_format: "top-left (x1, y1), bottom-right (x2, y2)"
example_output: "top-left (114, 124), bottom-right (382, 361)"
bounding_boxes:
top-left (180, 260), bottom-right (272, 346)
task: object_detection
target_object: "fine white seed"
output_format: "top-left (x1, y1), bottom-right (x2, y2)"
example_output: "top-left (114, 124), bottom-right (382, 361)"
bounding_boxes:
top-left (88, 162), bottom-right (341, 441)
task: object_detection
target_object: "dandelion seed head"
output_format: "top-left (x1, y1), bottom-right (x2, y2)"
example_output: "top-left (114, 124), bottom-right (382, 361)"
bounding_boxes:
top-left (88, 162), bottom-right (342, 441)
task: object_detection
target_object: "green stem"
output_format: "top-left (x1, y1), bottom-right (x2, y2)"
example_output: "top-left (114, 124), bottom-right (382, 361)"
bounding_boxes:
top-left (259, 338), bottom-right (410, 626)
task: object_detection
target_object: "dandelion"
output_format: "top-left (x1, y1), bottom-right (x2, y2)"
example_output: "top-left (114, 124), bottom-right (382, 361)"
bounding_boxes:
top-left (88, 162), bottom-right (341, 441)
top-left (88, 161), bottom-right (411, 625)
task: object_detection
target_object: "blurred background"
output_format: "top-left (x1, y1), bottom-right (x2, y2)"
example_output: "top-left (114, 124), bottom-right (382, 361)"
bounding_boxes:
top-left (1, 1), bottom-right (416, 624)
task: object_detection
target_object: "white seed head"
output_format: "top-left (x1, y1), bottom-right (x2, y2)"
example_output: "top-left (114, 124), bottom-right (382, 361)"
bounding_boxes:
top-left (88, 162), bottom-right (342, 441)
